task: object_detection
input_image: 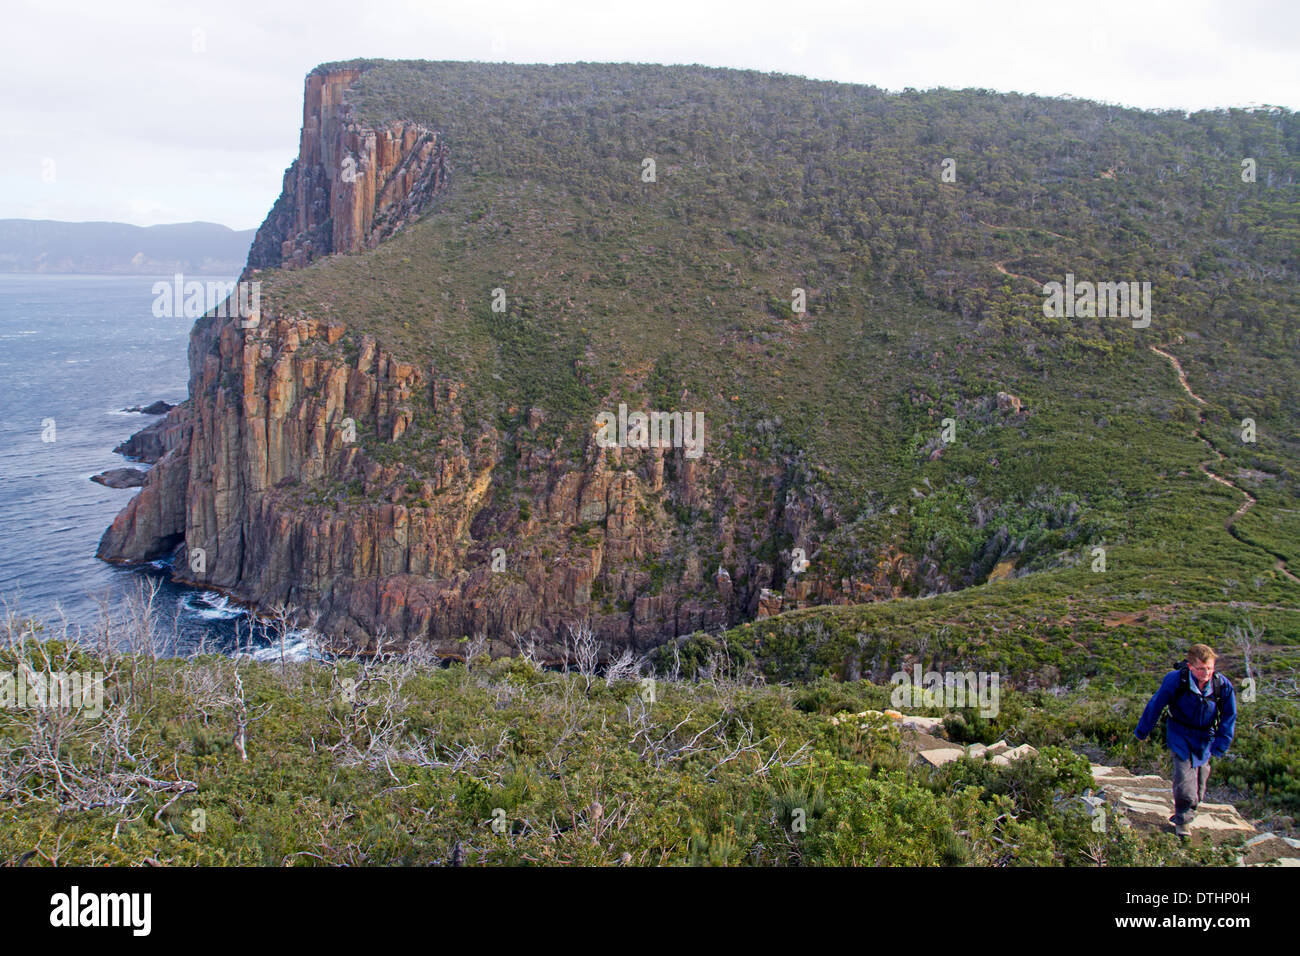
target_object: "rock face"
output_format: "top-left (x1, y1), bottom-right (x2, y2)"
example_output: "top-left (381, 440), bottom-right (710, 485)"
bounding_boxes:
top-left (98, 296), bottom-right (921, 656)
top-left (113, 415), bottom-right (185, 463)
top-left (97, 306), bottom-right (738, 656)
top-left (247, 66), bottom-right (449, 271)
top-left (755, 588), bottom-right (783, 619)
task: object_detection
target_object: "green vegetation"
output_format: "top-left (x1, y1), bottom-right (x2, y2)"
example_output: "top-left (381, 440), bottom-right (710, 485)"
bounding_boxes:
top-left (0, 630), bottom-right (1255, 866)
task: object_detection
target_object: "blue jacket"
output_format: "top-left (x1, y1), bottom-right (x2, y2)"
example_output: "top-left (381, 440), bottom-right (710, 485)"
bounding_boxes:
top-left (1134, 668), bottom-right (1236, 766)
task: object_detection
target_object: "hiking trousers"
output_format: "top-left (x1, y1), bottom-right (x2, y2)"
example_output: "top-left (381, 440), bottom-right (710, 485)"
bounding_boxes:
top-left (1171, 755), bottom-right (1211, 825)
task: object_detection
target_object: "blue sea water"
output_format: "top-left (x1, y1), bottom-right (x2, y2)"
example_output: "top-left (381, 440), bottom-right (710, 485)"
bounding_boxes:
top-left (0, 274), bottom-right (313, 658)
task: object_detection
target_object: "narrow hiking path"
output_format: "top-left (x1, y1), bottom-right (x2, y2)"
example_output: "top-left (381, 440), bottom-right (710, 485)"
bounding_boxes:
top-left (875, 711), bottom-right (1300, 864)
top-left (994, 260), bottom-right (1042, 284)
top-left (1098, 600), bottom-right (1300, 632)
top-left (1149, 344), bottom-right (1207, 406)
top-left (1088, 764), bottom-right (1300, 864)
top-left (1149, 344), bottom-right (1300, 585)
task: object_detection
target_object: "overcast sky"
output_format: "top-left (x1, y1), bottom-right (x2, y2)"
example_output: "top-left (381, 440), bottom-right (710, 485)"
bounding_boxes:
top-left (3, 0), bottom-right (1296, 230)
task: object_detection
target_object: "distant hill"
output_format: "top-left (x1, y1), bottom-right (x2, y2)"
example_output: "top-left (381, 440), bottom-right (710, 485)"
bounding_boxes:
top-left (0, 219), bottom-right (255, 274)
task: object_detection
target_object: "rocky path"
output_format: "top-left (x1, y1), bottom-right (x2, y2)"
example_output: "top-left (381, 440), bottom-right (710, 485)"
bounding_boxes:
top-left (852, 711), bottom-right (1300, 865)
top-left (1149, 344), bottom-right (1300, 585)
top-left (1087, 763), bottom-right (1300, 864)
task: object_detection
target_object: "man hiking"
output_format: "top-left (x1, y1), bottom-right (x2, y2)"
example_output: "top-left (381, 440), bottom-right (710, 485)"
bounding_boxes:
top-left (1134, 644), bottom-right (1236, 838)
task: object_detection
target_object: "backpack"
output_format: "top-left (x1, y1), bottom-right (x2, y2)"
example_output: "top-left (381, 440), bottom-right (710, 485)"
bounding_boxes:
top-left (1163, 662), bottom-right (1226, 734)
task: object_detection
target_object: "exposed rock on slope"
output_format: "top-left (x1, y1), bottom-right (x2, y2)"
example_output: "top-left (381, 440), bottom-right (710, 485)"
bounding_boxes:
top-left (247, 66), bottom-right (449, 271)
top-left (98, 307), bottom-right (738, 654)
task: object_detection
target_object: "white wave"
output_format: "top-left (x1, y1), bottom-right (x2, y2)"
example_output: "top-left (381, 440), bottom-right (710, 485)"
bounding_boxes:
top-left (175, 587), bottom-right (324, 661)
top-left (181, 590), bottom-right (244, 621)
top-left (247, 628), bottom-right (323, 663)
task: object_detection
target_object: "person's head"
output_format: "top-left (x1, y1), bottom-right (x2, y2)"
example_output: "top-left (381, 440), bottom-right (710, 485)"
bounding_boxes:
top-left (1187, 644), bottom-right (1217, 684)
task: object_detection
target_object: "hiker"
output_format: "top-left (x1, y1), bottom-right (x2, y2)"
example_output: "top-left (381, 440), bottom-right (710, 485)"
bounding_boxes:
top-left (1134, 644), bottom-right (1236, 838)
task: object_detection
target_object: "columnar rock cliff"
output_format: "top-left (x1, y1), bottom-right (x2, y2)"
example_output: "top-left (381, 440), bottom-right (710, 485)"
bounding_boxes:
top-left (99, 306), bottom-right (755, 653)
top-left (98, 293), bottom-right (916, 655)
top-left (247, 67), bottom-right (449, 271)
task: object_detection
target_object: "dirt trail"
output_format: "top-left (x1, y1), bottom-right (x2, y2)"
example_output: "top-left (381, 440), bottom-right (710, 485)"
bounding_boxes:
top-left (1149, 345), bottom-right (1300, 585)
top-left (994, 260), bottom-right (1042, 284)
top-left (1149, 345), bottom-right (1207, 406)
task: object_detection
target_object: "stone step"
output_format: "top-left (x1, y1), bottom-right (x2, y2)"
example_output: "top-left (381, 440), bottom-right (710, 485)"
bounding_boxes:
top-left (1239, 833), bottom-right (1300, 866)
top-left (1089, 763), bottom-right (1268, 850)
top-left (888, 715), bottom-right (1299, 864)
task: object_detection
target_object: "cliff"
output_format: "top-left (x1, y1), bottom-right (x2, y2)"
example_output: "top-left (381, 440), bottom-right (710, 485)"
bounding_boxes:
top-left (246, 67), bottom-right (449, 271)
top-left (98, 303), bottom-right (910, 656)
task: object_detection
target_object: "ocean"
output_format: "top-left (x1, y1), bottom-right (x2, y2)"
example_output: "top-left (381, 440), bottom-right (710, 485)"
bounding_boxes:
top-left (0, 274), bottom-right (314, 658)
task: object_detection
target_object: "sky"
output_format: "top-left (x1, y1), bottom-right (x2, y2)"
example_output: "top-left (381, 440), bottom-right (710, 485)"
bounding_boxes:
top-left (3, 0), bottom-right (1296, 230)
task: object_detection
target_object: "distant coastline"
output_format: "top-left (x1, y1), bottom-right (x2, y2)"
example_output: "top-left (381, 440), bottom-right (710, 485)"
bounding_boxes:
top-left (0, 219), bottom-right (254, 275)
